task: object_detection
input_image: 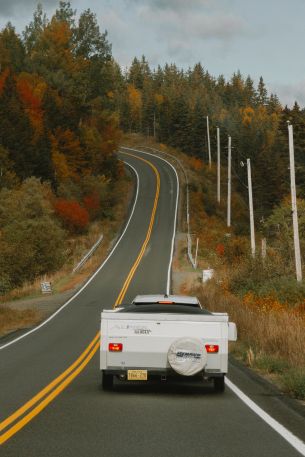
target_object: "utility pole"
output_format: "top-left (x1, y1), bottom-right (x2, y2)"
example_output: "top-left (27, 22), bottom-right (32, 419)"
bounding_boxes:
top-left (153, 112), bottom-right (156, 139)
top-left (206, 116), bottom-right (211, 168)
top-left (217, 127), bottom-right (220, 203)
top-left (261, 238), bottom-right (267, 260)
top-left (247, 158), bottom-right (255, 257)
top-left (227, 136), bottom-right (232, 227)
top-left (194, 237), bottom-right (199, 268)
top-left (288, 123), bottom-right (302, 281)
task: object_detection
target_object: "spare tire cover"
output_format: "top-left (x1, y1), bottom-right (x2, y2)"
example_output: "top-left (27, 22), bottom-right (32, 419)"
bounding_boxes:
top-left (168, 338), bottom-right (207, 376)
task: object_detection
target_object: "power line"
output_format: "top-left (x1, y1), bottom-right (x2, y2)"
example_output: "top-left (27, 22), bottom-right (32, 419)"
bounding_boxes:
top-left (231, 163), bottom-right (248, 189)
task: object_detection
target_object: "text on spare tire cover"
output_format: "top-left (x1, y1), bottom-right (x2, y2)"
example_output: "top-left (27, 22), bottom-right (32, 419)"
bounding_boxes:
top-left (176, 351), bottom-right (202, 360)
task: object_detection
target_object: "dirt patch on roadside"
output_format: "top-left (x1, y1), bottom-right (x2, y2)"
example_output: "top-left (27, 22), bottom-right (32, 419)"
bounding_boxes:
top-left (171, 231), bottom-right (202, 295)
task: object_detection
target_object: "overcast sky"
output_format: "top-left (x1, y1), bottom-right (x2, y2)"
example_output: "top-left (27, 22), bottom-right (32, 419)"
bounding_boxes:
top-left (1, 0), bottom-right (305, 107)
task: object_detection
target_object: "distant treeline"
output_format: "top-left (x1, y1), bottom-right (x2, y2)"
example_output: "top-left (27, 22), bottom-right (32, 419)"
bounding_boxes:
top-left (116, 57), bottom-right (305, 221)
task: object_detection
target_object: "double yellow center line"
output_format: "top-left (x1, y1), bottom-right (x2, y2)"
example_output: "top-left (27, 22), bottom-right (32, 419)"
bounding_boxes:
top-left (0, 153), bottom-right (160, 445)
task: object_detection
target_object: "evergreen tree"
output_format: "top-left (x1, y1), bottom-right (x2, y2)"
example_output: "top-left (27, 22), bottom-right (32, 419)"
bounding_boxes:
top-left (257, 76), bottom-right (268, 105)
top-left (0, 23), bottom-right (25, 72)
top-left (23, 4), bottom-right (48, 54)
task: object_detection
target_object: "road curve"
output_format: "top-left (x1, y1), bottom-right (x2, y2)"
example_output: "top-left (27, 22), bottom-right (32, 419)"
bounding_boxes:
top-left (0, 149), bottom-right (304, 457)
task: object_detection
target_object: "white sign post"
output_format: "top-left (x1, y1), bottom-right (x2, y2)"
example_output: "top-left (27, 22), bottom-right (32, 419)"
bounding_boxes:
top-left (41, 282), bottom-right (52, 294)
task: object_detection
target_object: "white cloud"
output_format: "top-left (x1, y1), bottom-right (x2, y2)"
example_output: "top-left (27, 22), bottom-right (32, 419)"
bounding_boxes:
top-left (126, 0), bottom-right (211, 10)
top-left (271, 80), bottom-right (305, 108)
top-left (136, 4), bottom-right (246, 61)
top-left (0, 0), bottom-right (57, 17)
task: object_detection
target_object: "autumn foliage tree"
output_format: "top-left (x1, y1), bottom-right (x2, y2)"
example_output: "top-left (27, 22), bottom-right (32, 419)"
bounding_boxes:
top-left (54, 198), bottom-right (89, 233)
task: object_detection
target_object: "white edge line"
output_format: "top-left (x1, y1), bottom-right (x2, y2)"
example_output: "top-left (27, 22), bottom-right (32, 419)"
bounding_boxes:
top-left (0, 162), bottom-right (140, 351)
top-left (226, 367), bottom-right (305, 454)
top-left (120, 147), bottom-right (179, 295)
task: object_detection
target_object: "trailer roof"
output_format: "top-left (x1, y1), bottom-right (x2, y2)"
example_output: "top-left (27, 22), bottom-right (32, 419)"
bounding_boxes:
top-left (132, 295), bottom-right (200, 305)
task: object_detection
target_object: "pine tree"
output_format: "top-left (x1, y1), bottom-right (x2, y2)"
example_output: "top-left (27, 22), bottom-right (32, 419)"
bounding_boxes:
top-left (0, 23), bottom-right (25, 72)
top-left (257, 76), bottom-right (268, 105)
top-left (23, 4), bottom-right (48, 54)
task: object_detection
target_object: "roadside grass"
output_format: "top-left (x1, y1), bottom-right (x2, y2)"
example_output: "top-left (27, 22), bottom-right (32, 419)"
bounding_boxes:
top-left (0, 306), bottom-right (41, 337)
top-left (196, 280), bottom-right (305, 400)
top-left (282, 368), bottom-right (305, 400)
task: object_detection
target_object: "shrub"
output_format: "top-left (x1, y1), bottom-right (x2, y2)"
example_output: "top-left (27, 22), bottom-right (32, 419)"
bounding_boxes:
top-left (54, 198), bottom-right (89, 233)
top-left (0, 217), bottom-right (66, 287)
top-left (223, 236), bottom-right (249, 263)
top-left (0, 178), bottom-right (66, 290)
top-left (83, 192), bottom-right (100, 219)
top-left (229, 253), bottom-right (291, 297)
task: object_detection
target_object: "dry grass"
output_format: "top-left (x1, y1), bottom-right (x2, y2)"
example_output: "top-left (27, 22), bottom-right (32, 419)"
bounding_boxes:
top-left (197, 281), bottom-right (305, 367)
top-left (0, 306), bottom-right (41, 337)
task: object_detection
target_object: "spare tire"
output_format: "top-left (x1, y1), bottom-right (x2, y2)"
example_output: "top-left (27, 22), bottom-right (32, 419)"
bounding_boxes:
top-left (168, 338), bottom-right (207, 376)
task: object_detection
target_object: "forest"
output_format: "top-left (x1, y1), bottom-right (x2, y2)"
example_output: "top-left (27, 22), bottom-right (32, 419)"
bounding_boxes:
top-left (1, 1), bottom-right (305, 293)
top-left (0, 2), bottom-right (123, 292)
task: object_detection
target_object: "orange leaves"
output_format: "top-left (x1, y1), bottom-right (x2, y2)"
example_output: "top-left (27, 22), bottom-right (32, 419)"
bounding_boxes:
top-left (216, 244), bottom-right (225, 256)
top-left (188, 156), bottom-right (203, 171)
top-left (44, 18), bottom-right (71, 50)
top-left (83, 192), bottom-right (100, 218)
top-left (54, 199), bottom-right (89, 233)
top-left (17, 78), bottom-right (41, 111)
top-left (0, 68), bottom-right (9, 96)
top-left (16, 73), bottom-right (46, 138)
top-left (243, 292), bottom-right (285, 315)
top-left (293, 301), bottom-right (305, 319)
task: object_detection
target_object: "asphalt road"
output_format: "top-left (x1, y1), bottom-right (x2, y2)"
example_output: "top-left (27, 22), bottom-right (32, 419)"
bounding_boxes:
top-left (0, 148), bottom-right (305, 457)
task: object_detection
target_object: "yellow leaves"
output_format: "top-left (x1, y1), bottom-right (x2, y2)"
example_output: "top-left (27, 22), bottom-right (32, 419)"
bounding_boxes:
top-left (243, 292), bottom-right (285, 314)
top-left (219, 108), bottom-right (228, 122)
top-left (52, 149), bottom-right (71, 180)
top-left (107, 91), bottom-right (114, 99)
top-left (50, 129), bottom-right (86, 181)
top-left (39, 18), bottom-right (78, 75)
top-left (155, 93), bottom-right (164, 106)
top-left (241, 106), bottom-right (255, 126)
top-left (33, 81), bottom-right (48, 101)
top-left (127, 84), bottom-right (142, 121)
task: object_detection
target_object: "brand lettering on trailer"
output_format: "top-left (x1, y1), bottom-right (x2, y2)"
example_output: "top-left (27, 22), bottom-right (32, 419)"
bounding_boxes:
top-left (110, 324), bottom-right (151, 332)
top-left (176, 351), bottom-right (201, 360)
top-left (134, 329), bottom-right (151, 335)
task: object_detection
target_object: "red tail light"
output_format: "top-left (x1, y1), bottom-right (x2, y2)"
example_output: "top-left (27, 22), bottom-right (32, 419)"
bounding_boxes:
top-left (109, 343), bottom-right (123, 352)
top-left (205, 344), bottom-right (219, 353)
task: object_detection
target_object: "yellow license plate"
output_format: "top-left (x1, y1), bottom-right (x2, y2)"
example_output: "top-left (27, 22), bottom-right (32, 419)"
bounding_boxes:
top-left (127, 370), bottom-right (148, 381)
